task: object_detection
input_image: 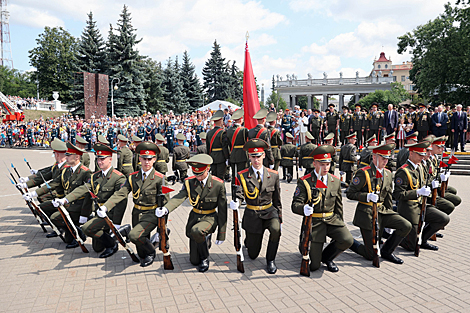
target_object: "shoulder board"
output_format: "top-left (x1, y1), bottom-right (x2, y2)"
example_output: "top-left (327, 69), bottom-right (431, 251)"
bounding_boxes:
top-left (112, 169), bottom-right (123, 176)
top-left (154, 171), bottom-right (164, 179)
top-left (239, 168), bottom-right (249, 174)
top-left (63, 164), bottom-right (71, 168)
top-left (385, 168), bottom-right (391, 173)
top-left (361, 166), bottom-right (371, 171)
top-left (300, 173), bottom-right (312, 180)
top-left (185, 176), bottom-right (196, 181)
top-left (212, 176), bottom-right (224, 183)
top-left (80, 165), bottom-right (90, 171)
top-left (330, 174), bottom-right (339, 179)
top-left (400, 164), bottom-right (409, 169)
top-left (267, 168), bottom-right (278, 174)
top-left (130, 171), bottom-right (139, 175)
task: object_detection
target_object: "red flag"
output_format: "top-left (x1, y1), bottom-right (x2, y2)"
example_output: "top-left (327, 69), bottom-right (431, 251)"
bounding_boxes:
top-left (442, 152), bottom-right (449, 157)
top-left (439, 161), bottom-right (448, 168)
top-left (359, 145), bottom-right (364, 149)
top-left (243, 35), bottom-right (260, 129)
top-left (316, 178), bottom-right (328, 189)
top-left (448, 158), bottom-right (458, 165)
top-left (450, 155), bottom-right (459, 162)
top-left (376, 170), bottom-right (383, 179)
top-left (161, 186), bottom-right (174, 194)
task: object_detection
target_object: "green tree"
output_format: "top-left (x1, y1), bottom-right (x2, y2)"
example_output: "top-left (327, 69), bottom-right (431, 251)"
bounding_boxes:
top-left (0, 66), bottom-right (37, 98)
top-left (29, 26), bottom-right (78, 102)
top-left (144, 58), bottom-right (165, 113)
top-left (357, 82), bottom-right (410, 109)
top-left (265, 91), bottom-right (287, 110)
top-left (397, 3), bottom-right (470, 104)
top-left (227, 60), bottom-right (243, 103)
top-left (105, 5), bottom-right (148, 116)
top-left (202, 40), bottom-right (231, 102)
top-left (180, 51), bottom-right (203, 110)
top-left (162, 57), bottom-right (189, 114)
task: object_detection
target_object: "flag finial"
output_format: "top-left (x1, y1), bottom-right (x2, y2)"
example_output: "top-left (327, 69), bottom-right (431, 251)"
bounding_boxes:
top-left (246, 31), bottom-right (249, 41)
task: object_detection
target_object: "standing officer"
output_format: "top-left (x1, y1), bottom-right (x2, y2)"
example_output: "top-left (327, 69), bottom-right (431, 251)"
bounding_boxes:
top-left (137, 122), bottom-right (145, 139)
top-left (351, 104), bottom-right (365, 148)
top-left (358, 135), bottom-right (377, 169)
top-left (7, 124), bottom-right (13, 147)
top-left (156, 154), bottom-right (227, 272)
top-left (107, 125), bottom-right (115, 149)
top-left (308, 109), bottom-right (322, 145)
top-left (282, 109), bottom-right (293, 143)
top-left (415, 103), bottom-right (431, 141)
top-left (51, 124), bottom-right (58, 141)
top-left (26, 125), bottom-right (33, 147)
top-left (299, 132), bottom-right (316, 175)
top-left (393, 141), bottom-right (450, 252)
top-left (196, 132), bottom-right (207, 154)
top-left (233, 139), bottom-right (282, 274)
top-left (339, 132), bottom-right (359, 184)
top-left (325, 104), bottom-right (339, 146)
top-left (55, 143), bottom-right (128, 258)
top-left (227, 109), bottom-right (249, 183)
top-left (195, 120), bottom-right (204, 146)
top-left (323, 133), bottom-right (337, 174)
top-left (206, 110), bottom-right (229, 180)
top-left (76, 136), bottom-right (91, 168)
top-left (154, 133), bottom-right (170, 175)
top-left (165, 123), bottom-right (174, 153)
top-left (280, 133), bottom-right (297, 181)
top-left (131, 135), bottom-right (143, 173)
top-left (267, 111), bottom-right (283, 171)
top-left (366, 103), bottom-right (384, 142)
top-left (173, 133), bottom-right (190, 181)
top-left (85, 126), bottom-right (92, 150)
top-left (116, 134), bottom-right (134, 177)
top-left (347, 144), bottom-right (412, 264)
top-left (291, 144), bottom-right (354, 272)
top-left (339, 105), bottom-right (352, 145)
top-left (70, 125), bottom-right (76, 145)
top-left (248, 108), bottom-right (274, 168)
top-left (101, 142), bottom-right (167, 267)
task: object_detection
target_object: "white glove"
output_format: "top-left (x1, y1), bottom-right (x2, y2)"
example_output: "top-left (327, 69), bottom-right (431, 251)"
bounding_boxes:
top-left (417, 186), bottom-right (431, 197)
top-left (432, 180), bottom-right (439, 189)
top-left (22, 191), bottom-right (37, 201)
top-left (445, 171), bottom-right (451, 180)
top-left (230, 200), bottom-right (239, 211)
top-left (79, 216), bottom-right (88, 224)
top-left (440, 173), bottom-right (447, 182)
top-left (303, 204), bottom-right (314, 216)
top-left (340, 171), bottom-right (345, 175)
top-left (356, 155), bottom-right (361, 161)
top-left (113, 224), bottom-right (120, 230)
top-left (155, 207), bottom-right (168, 217)
top-left (367, 193), bottom-right (379, 203)
top-left (226, 160), bottom-right (229, 166)
top-left (30, 169), bottom-right (38, 175)
top-left (19, 176), bottom-right (29, 183)
top-left (299, 167), bottom-right (303, 171)
top-left (269, 164), bottom-right (274, 169)
top-left (215, 240), bottom-right (224, 245)
top-left (97, 206), bottom-right (107, 218)
top-left (16, 183), bottom-right (27, 189)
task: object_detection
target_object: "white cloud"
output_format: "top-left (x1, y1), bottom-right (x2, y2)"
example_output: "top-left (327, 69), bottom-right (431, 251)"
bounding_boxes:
top-left (9, 4), bottom-right (65, 28)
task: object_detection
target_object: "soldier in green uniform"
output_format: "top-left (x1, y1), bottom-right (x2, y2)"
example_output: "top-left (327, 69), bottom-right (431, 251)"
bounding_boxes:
top-left (101, 142), bottom-right (167, 267)
top-left (23, 142), bottom-right (92, 249)
top-left (196, 132), bottom-right (207, 154)
top-left (173, 133), bottom-right (190, 180)
top-left (233, 139), bottom-right (282, 274)
top-left (137, 122), bottom-right (145, 139)
top-left (93, 135), bottom-right (110, 172)
top-left (299, 132), bottom-right (317, 175)
top-left (291, 144), bottom-right (354, 272)
top-left (366, 103), bottom-right (384, 142)
top-left (325, 104), bottom-right (339, 146)
top-left (339, 132), bottom-right (359, 184)
top-left (397, 132), bottom-right (418, 169)
top-left (383, 132), bottom-right (397, 172)
top-left (206, 110), bottom-right (229, 180)
top-left (347, 144), bottom-right (412, 264)
top-left (85, 126), bottom-right (92, 150)
top-left (358, 135), bottom-right (377, 169)
top-left (7, 124), bottom-right (13, 147)
top-left (227, 109), bottom-right (249, 182)
top-left (248, 108), bottom-right (275, 168)
top-left (415, 103), bottom-right (431, 141)
top-left (323, 133), bottom-right (337, 174)
top-left (115, 134), bottom-right (134, 177)
top-left (76, 136), bottom-right (91, 168)
top-left (282, 109), bottom-right (293, 143)
top-left (156, 154), bottom-right (227, 272)
top-left (393, 141), bottom-right (450, 252)
top-left (339, 105), bottom-right (352, 145)
top-left (26, 125), bottom-right (33, 147)
top-left (267, 111), bottom-right (283, 171)
top-left (107, 126), bottom-right (115, 149)
top-left (350, 104), bottom-right (365, 148)
top-left (154, 134), bottom-right (170, 175)
top-left (131, 135), bottom-right (143, 173)
top-left (308, 109), bottom-right (322, 145)
top-left (54, 144), bottom-right (128, 258)
top-left (280, 133), bottom-right (297, 181)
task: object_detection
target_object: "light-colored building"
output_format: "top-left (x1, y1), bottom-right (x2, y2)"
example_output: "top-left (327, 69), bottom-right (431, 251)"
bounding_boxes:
top-left (370, 52), bottom-right (416, 95)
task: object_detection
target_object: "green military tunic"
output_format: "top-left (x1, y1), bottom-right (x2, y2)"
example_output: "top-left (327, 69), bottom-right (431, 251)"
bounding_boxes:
top-left (227, 124), bottom-right (249, 180)
top-left (425, 156), bottom-right (460, 213)
top-left (206, 126), bottom-right (229, 179)
top-left (196, 143), bottom-right (207, 154)
top-left (268, 125), bottom-right (283, 170)
top-left (154, 144), bottom-right (169, 175)
top-left (415, 111), bottom-right (431, 140)
top-left (309, 115), bottom-right (322, 145)
top-left (280, 142), bottom-right (297, 179)
top-left (299, 142), bottom-right (316, 174)
top-left (117, 146), bottom-right (134, 177)
top-left (27, 161), bottom-right (67, 202)
top-left (396, 148), bottom-right (409, 169)
top-left (366, 111), bottom-right (383, 141)
top-left (248, 125), bottom-right (274, 167)
top-left (172, 144), bottom-right (190, 179)
top-left (351, 112), bottom-right (365, 146)
top-left (325, 110), bottom-right (339, 144)
top-left (81, 152), bottom-right (90, 168)
top-left (339, 113), bottom-right (351, 145)
top-left (339, 142), bottom-right (357, 183)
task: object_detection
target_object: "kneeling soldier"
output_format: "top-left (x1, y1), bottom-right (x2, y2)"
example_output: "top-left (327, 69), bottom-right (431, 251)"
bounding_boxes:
top-left (233, 139), bottom-right (282, 274)
top-left (291, 144), bottom-right (354, 272)
top-left (156, 154), bottom-right (227, 272)
top-left (347, 144), bottom-right (412, 264)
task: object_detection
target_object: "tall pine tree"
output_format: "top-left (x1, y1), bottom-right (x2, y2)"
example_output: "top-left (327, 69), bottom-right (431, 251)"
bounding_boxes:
top-left (202, 40), bottom-right (231, 103)
top-left (227, 60), bottom-right (243, 104)
top-left (69, 12), bottom-right (106, 115)
top-left (180, 51), bottom-right (203, 110)
top-left (144, 58), bottom-right (165, 113)
top-left (105, 5), bottom-right (148, 116)
top-left (162, 57), bottom-right (188, 114)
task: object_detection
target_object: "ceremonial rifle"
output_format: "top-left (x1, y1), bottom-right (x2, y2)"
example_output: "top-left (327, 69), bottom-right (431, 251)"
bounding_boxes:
top-left (371, 175), bottom-right (380, 268)
top-left (232, 163), bottom-right (244, 273)
top-left (441, 151), bottom-right (456, 197)
top-left (429, 156), bottom-right (442, 241)
top-left (300, 185), bottom-right (319, 277)
top-left (84, 184), bottom-right (139, 263)
top-left (157, 185), bottom-right (174, 270)
top-left (415, 165), bottom-right (431, 257)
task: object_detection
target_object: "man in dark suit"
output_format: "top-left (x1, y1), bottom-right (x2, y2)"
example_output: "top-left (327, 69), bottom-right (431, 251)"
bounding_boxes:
top-left (383, 104), bottom-right (398, 136)
top-left (451, 104), bottom-right (468, 152)
top-left (431, 105), bottom-right (448, 137)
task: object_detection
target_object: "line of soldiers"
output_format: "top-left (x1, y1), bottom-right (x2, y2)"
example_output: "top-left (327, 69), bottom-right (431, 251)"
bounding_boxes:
top-left (15, 107), bottom-right (461, 275)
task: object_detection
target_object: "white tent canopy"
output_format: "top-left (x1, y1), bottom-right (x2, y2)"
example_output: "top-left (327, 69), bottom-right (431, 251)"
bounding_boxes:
top-left (197, 100), bottom-right (240, 111)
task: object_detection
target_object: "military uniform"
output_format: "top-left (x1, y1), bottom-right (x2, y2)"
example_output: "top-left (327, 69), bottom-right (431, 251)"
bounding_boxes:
top-left (227, 112), bottom-right (249, 182)
top-left (93, 135), bottom-right (110, 173)
top-left (384, 133), bottom-right (397, 172)
top-left (154, 140), bottom-right (170, 175)
top-left (196, 132), bottom-right (208, 154)
top-left (351, 110), bottom-right (365, 147)
top-left (325, 107), bottom-right (339, 145)
top-left (117, 141), bottom-right (134, 178)
top-left (207, 111), bottom-right (230, 180)
top-left (85, 128), bottom-right (92, 150)
top-left (280, 133), bottom-right (297, 180)
top-left (137, 125), bottom-right (145, 139)
top-left (107, 127), bottom-right (115, 149)
top-left (339, 110), bottom-right (352, 145)
top-left (27, 128), bottom-right (33, 146)
top-left (7, 126), bottom-right (13, 146)
top-left (70, 128), bottom-right (76, 145)
top-left (281, 112), bottom-right (293, 143)
top-left (268, 124), bottom-right (282, 171)
top-left (366, 108), bottom-right (383, 142)
top-left (358, 135), bottom-right (378, 169)
top-left (347, 150), bottom-right (412, 264)
top-left (299, 133), bottom-right (316, 175)
top-left (308, 111), bottom-right (322, 145)
top-left (165, 126), bottom-right (174, 153)
top-left (339, 133), bottom-right (357, 184)
top-left (415, 108), bottom-right (431, 141)
top-left (76, 136), bottom-right (91, 168)
top-left (131, 135), bottom-right (143, 173)
top-left (173, 134), bottom-right (190, 180)
top-left (291, 144), bottom-right (353, 272)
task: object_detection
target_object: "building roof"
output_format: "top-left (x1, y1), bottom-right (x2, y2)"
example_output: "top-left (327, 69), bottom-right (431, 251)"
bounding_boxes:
top-left (376, 52), bottom-right (390, 62)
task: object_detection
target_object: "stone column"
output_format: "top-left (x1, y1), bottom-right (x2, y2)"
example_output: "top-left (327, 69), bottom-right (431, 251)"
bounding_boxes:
top-left (322, 94), bottom-right (328, 111)
top-left (355, 93), bottom-right (360, 104)
top-left (338, 94), bottom-right (344, 109)
top-left (307, 95), bottom-right (312, 110)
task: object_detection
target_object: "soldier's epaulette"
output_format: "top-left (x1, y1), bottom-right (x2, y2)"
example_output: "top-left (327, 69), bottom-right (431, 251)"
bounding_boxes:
top-left (300, 173), bottom-right (312, 180)
top-left (112, 169), bottom-right (123, 176)
top-left (212, 176), bottom-right (224, 183)
top-left (385, 168), bottom-right (391, 174)
top-left (267, 168), bottom-right (278, 174)
top-left (63, 164), bottom-right (71, 168)
top-left (185, 176), bottom-right (196, 180)
top-left (80, 165), bottom-right (90, 171)
top-left (400, 164), bottom-right (409, 169)
top-left (360, 166), bottom-right (371, 171)
top-left (330, 174), bottom-right (339, 179)
top-left (154, 171), bottom-right (164, 179)
top-left (238, 168), bottom-right (249, 175)
top-left (130, 171), bottom-right (139, 175)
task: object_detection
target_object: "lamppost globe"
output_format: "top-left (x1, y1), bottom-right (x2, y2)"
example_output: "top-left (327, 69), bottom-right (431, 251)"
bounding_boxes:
top-left (114, 85), bottom-right (118, 91)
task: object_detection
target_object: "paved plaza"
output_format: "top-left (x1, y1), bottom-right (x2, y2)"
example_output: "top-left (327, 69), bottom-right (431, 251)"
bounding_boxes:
top-left (0, 148), bottom-right (469, 313)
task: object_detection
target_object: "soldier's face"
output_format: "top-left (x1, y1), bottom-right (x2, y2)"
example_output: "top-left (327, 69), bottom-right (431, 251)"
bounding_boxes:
top-left (373, 154), bottom-right (388, 169)
top-left (54, 152), bottom-right (66, 163)
top-left (66, 154), bottom-right (80, 166)
top-left (97, 156), bottom-right (112, 171)
top-left (140, 156), bottom-right (156, 172)
top-left (314, 161), bottom-right (330, 176)
top-left (195, 168), bottom-right (209, 181)
top-left (432, 145), bottom-right (444, 154)
top-left (249, 152), bottom-right (265, 170)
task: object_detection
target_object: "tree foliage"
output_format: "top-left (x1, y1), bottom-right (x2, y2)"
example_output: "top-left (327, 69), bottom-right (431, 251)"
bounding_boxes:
top-left (143, 58), bottom-right (165, 113)
top-left (265, 91), bottom-right (288, 110)
top-left (357, 82), bottom-right (410, 109)
top-left (161, 57), bottom-right (189, 114)
top-left (180, 51), bottom-right (203, 110)
top-left (397, 3), bottom-right (470, 104)
top-left (0, 66), bottom-right (37, 98)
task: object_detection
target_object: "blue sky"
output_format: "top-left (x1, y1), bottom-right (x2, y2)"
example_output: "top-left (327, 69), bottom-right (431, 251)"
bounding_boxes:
top-left (8, 0), bottom-right (450, 98)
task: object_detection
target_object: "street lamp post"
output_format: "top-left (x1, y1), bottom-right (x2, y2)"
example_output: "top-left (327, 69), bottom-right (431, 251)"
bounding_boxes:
top-left (110, 77), bottom-right (120, 117)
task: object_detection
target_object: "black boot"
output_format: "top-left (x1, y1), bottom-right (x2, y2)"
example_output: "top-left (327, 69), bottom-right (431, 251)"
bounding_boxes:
top-left (420, 224), bottom-right (439, 251)
top-left (321, 242), bottom-right (343, 272)
top-left (349, 239), bottom-right (362, 254)
top-left (197, 241), bottom-right (210, 272)
top-left (381, 233), bottom-right (405, 264)
top-left (46, 231), bottom-right (59, 238)
top-left (92, 237), bottom-right (105, 253)
top-left (266, 241), bottom-right (279, 274)
top-left (139, 239), bottom-right (156, 267)
top-left (110, 224), bottom-right (132, 243)
top-left (99, 233), bottom-right (118, 258)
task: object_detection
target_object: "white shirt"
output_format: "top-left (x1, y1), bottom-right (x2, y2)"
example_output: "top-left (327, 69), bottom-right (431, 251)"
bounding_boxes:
top-left (408, 159), bottom-right (419, 170)
top-left (141, 168), bottom-right (153, 180)
top-left (102, 166), bottom-right (112, 177)
top-left (70, 163), bottom-right (80, 173)
top-left (300, 116), bottom-right (308, 133)
top-left (200, 175), bottom-right (209, 187)
top-left (314, 170), bottom-right (328, 187)
top-left (58, 161), bottom-right (66, 169)
top-left (252, 166), bottom-right (264, 183)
